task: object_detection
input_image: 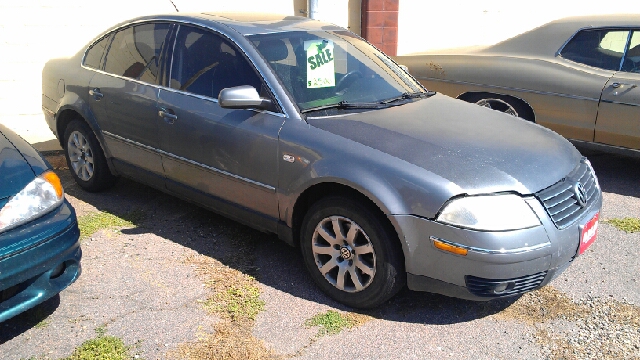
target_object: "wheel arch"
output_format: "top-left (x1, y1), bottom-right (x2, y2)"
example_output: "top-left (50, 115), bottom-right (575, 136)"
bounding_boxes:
top-left (457, 91), bottom-right (536, 122)
top-left (55, 106), bottom-right (117, 176)
top-left (288, 181), bottom-right (409, 271)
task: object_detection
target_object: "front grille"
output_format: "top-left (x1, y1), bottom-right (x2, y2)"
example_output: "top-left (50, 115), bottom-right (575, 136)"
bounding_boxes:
top-left (536, 159), bottom-right (599, 229)
top-left (465, 271), bottom-right (547, 297)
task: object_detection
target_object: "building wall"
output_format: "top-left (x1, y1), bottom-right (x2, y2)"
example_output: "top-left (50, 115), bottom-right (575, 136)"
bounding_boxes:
top-left (0, 0), bottom-right (303, 149)
top-left (397, 0), bottom-right (640, 55)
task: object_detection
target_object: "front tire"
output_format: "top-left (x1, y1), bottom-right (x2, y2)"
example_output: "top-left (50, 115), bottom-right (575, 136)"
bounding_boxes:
top-left (462, 93), bottom-right (534, 122)
top-left (300, 197), bottom-right (405, 308)
top-left (63, 120), bottom-right (117, 192)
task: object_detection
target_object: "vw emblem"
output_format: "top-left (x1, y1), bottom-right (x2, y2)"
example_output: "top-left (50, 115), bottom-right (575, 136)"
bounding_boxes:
top-left (340, 246), bottom-right (353, 260)
top-left (573, 182), bottom-right (587, 208)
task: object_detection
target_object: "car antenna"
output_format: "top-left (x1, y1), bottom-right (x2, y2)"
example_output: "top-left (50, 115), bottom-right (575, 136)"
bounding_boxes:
top-left (169, 0), bottom-right (179, 12)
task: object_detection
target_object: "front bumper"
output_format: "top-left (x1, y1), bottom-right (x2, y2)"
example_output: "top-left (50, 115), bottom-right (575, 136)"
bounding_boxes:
top-left (0, 200), bottom-right (81, 322)
top-left (392, 187), bottom-right (602, 301)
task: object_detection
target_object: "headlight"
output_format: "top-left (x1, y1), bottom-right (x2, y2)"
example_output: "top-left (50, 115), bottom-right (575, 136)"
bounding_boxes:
top-left (0, 171), bottom-right (64, 233)
top-left (437, 194), bottom-right (540, 231)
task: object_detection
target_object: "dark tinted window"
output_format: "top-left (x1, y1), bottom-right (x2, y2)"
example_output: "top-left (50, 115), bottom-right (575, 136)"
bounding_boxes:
top-left (170, 26), bottom-right (262, 99)
top-left (103, 23), bottom-right (170, 84)
top-left (561, 29), bottom-right (629, 71)
top-left (84, 35), bottom-right (111, 70)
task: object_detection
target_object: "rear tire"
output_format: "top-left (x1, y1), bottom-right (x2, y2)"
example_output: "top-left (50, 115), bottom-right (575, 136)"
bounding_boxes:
top-left (300, 196), bottom-right (405, 308)
top-left (63, 120), bottom-right (117, 192)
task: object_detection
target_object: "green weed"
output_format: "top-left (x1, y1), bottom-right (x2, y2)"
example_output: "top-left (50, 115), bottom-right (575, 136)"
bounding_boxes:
top-left (605, 217), bottom-right (640, 233)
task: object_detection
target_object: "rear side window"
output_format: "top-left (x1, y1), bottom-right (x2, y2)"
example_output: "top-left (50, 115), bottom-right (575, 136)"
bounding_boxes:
top-left (84, 35), bottom-right (111, 70)
top-left (169, 25), bottom-right (263, 99)
top-left (103, 23), bottom-right (170, 84)
top-left (561, 29), bottom-right (629, 71)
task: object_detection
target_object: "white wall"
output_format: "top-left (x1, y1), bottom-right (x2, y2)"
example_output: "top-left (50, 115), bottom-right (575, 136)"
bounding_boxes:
top-left (398, 0), bottom-right (640, 55)
top-left (0, 0), bottom-right (301, 149)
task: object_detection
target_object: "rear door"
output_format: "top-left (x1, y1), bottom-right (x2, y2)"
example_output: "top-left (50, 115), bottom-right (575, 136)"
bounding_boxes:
top-left (157, 25), bottom-right (283, 232)
top-left (595, 30), bottom-right (640, 150)
top-left (89, 22), bottom-right (171, 187)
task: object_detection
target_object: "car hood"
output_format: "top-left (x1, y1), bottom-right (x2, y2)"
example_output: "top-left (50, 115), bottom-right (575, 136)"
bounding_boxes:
top-left (0, 126), bottom-right (39, 202)
top-left (307, 93), bottom-right (581, 195)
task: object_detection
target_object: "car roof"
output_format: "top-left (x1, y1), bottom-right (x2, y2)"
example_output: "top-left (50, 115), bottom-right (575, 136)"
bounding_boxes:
top-left (484, 14), bottom-right (640, 57)
top-left (103, 12), bottom-right (344, 37)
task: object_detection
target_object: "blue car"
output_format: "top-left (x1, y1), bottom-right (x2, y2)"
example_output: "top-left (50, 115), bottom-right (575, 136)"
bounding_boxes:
top-left (0, 124), bottom-right (81, 323)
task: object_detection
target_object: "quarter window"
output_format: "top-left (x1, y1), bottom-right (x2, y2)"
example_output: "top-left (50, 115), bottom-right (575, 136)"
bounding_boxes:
top-left (169, 26), bottom-right (263, 99)
top-left (84, 35), bottom-right (111, 70)
top-left (103, 23), bottom-right (170, 84)
top-left (561, 29), bottom-right (629, 71)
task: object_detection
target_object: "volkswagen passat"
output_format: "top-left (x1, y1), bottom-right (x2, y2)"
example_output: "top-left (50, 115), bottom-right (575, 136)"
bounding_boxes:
top-left (0, 125), bottom-right (81, 322)
top-left (42, 13), bottom-right (601, 308)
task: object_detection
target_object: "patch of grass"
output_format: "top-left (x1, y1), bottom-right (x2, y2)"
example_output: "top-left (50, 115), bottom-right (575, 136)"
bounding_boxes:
top-left (64, 327), bottom-right (131, 360)
top-left (172, 322), bottom-right (279, 360)
top-left (305, 310), bottom-right (372, 337)
top-left (605, 217), bottom-right (640, 233)
top-left (494, 286), bottom-right (582, 324)
top-left (204, 284), bottom-right (264, 321)
top-left (171, 254), bottom-right (278, 360)
top-left (34, 319), bottom-right (50, 329)
top-left (77, 210), bottom-right (144, 240)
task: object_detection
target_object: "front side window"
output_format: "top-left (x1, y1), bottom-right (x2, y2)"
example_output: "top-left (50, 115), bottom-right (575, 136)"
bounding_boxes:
top-left (248, 31), bottom-right (424, 112)
top-left (561, 29), bottom-right (629, 71)
top-left (169, 25), bottom-right (263, 99)
top-left (622, 31), bottom-right (640, 73)
top-left (103, 23), bottom-right (170, 84)
top-left (84, 35), bottom-right (111, 70)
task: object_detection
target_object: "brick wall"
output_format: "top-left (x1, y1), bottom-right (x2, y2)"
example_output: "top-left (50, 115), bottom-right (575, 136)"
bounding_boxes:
top-left (361, 0), bottom-right (398, 56)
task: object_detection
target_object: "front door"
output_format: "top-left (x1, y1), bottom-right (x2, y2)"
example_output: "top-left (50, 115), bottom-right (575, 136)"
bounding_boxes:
top-left (595, 30), bottom-right (640, 150)
top-left (158, 25), bottom-right (283, 232)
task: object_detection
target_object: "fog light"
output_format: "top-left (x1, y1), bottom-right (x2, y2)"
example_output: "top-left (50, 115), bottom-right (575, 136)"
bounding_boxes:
top-left (493, 281), bottom-right (515, 294)
top-left (50, 262), bottom-right (66, 279)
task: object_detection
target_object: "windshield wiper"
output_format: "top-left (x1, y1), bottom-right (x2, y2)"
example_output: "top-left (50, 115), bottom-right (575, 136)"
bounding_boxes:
top-left (300, 100), bottom-right (387, 114)
top-left (379, 91), bottom-right (436, 104)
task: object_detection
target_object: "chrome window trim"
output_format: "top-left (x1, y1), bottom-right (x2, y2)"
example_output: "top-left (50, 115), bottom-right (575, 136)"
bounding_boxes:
top-left (420, 77), bottom-right (600, 102)
top-left (429, 236), bottom-right (550, 255)
top-left (103, 131), bottom-right (276, 191)
top-left (80, 18), bottom-right (289, 118)
top-left (556, 26), bottom-right (638, 72)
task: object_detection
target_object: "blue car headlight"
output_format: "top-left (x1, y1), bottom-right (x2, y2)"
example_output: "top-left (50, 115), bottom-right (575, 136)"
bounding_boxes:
top-left (0, 171), bottom-right (64, 233)
top-left (437, 194), bottom-right (541, 231)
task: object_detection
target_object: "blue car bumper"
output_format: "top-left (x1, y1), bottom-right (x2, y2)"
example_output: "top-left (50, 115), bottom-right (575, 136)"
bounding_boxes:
top-left (0, 200), bottom-right (81, 323)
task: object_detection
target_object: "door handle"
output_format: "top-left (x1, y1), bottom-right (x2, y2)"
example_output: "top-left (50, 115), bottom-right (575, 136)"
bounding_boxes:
top-left (158, 108), bottom-right (178, 124)
top-left (89, 88), bottom-right (103, 100)
top-left (611, 82), bottom-right (637, 89)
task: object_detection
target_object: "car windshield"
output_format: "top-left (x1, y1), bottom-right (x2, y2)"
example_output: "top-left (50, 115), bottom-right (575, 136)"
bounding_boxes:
top-left (248, 30), bottom-right (425, 112)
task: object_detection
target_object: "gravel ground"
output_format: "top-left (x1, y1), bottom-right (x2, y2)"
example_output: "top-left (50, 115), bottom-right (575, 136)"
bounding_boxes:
top-left (0, 149), bottom-right (638, 359)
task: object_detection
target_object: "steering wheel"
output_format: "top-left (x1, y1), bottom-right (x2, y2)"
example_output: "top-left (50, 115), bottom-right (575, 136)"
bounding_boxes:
top-left (336, 71), bottom-right (363, 93)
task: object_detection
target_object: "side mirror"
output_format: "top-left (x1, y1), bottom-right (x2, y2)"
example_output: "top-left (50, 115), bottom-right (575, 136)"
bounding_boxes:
top-left (218, 85), bottom-right (272, 109)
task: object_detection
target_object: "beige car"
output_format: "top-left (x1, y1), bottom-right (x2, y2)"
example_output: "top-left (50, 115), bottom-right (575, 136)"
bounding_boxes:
top-left (395, 15), bottom-right (640, 154)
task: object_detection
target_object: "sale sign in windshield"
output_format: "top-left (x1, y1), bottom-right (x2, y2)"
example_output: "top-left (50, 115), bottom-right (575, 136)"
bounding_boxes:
top-left (305, 39), bottom-right (335, 89)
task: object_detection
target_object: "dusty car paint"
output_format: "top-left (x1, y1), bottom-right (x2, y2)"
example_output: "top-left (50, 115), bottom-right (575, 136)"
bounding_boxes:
top-left (395, 15), bottom-right (640, 153)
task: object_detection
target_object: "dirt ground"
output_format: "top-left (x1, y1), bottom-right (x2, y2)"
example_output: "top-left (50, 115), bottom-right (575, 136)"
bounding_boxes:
top-left (0, 148), bottom-right (639, 359)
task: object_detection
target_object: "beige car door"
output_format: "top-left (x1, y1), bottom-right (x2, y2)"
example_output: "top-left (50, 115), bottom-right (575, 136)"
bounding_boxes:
top-left (595, 30), bottom-right (640, 150)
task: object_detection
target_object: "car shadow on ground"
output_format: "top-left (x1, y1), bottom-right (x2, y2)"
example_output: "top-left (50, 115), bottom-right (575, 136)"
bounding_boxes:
top-left (0, 295), bottom-right (60, 344)
top-left (43, 161), bottom-right (519, 329)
